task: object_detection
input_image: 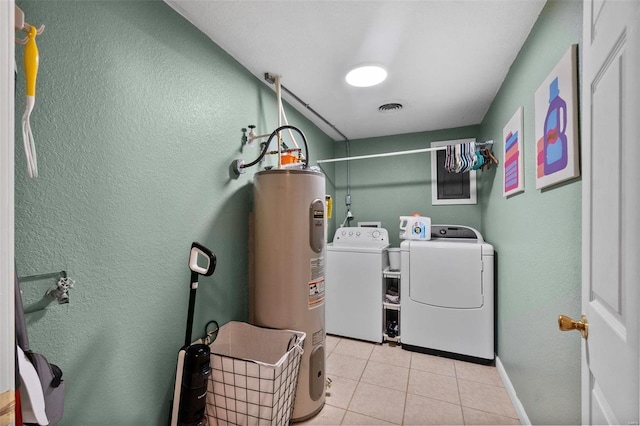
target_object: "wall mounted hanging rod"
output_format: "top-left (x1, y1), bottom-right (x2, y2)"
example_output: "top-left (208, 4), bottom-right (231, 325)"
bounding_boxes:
top-left (264, 73), bottom-right (350, 141)
top-left (316, 140), bottom-right (494, 164)
top-left (19, 270), bottom-right (68, 282)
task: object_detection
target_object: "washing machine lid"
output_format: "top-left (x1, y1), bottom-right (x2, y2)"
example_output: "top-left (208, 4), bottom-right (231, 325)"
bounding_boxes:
top-left (326, 244), bottom-right (389, 253)
top-left (409, 241), bottom-right (484, 309)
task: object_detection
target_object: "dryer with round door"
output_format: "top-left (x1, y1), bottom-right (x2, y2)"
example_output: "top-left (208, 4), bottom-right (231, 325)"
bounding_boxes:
top-left (400, 225), bottom-right (494, 364)
top-left (326, 227), bottom-right (389, 342)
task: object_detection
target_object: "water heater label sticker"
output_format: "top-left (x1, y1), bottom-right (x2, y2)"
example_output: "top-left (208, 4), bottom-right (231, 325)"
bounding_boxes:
top-left (308, 278), bottom-right (325, 308)
top-left (310, 257), bottom-right (325, 281)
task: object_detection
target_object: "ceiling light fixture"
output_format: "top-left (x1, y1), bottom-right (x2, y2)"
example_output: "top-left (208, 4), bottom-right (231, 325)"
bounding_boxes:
top-left (345, 65), bottom-right (387, 87)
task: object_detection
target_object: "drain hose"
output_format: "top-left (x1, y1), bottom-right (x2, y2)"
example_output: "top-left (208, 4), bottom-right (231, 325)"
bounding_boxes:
top-left (242, 125), bottom-right (309, 170)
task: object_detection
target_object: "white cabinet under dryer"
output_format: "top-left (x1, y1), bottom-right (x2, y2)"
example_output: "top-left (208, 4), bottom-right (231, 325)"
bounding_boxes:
top-left (400, 225), bottom-right (494, 364)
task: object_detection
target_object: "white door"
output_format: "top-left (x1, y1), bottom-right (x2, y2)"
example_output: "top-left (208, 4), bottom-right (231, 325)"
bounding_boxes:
top-left (580, 0), bottom-right (640, 424)
top-left (0, 1), bottom-right (16, 425)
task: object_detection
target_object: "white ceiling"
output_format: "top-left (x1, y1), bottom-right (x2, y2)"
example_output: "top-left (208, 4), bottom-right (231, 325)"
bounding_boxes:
top-left (165, 1), bottom-right (546, 141)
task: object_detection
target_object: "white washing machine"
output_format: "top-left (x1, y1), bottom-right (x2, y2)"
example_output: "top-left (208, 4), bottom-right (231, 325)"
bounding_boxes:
top-left (400, 225), bottom-right (494, 364)
top-left (326, 227), bottom-right (389, 342)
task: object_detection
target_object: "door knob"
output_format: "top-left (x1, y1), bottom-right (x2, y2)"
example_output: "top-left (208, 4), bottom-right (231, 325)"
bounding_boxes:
top-left (558, 314), bottom-right (588, 339)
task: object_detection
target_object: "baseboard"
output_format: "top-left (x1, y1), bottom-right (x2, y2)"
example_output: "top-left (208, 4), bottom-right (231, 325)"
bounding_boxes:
top-left (495, 356), bottom-right (531, 425)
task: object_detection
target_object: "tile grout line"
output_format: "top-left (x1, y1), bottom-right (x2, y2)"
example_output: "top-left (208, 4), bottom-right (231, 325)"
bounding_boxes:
top-left (399, 352), bottom-right (414, 425)
top-left (455, 361), bottom-right (522, 423)
top-left (455, 361), bottom-right (467, 425)
top-left (341, 342), bottom-right (383, 425)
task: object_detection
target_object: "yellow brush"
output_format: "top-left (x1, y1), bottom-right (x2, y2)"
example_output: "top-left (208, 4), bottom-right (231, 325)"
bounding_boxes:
top-left (18, 24), bottom-right (43, 178)
top-left (24, 25), bottom-right (39, 97)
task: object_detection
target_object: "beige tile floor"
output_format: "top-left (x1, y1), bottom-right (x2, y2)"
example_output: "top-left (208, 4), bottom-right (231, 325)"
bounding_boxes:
top-left (299, 335), bottom-right (521, 425)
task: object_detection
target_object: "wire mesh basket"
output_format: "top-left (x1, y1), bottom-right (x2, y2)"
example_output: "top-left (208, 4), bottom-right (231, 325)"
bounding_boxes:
top-left (206, 321), bottom-right (305, 426)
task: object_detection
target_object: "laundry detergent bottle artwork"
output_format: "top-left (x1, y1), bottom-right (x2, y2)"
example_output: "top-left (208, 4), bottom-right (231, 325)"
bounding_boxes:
top-left (542, 77), bottom-right (568, 175)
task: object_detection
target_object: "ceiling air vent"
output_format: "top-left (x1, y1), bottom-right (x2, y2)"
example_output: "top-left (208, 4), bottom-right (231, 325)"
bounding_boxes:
top-left (378, 102), bottom-right (403, 112)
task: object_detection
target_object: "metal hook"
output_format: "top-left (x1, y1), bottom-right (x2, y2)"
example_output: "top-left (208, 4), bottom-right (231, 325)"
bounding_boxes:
top-left (46, 275), bottom-right (75, 304)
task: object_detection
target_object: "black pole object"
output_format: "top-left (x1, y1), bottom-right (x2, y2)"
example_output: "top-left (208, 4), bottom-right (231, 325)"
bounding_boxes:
top-left (184, 271), bottom-right (199, 348)
top-left (178, 344), bottom-right (211, 426)
top-left (177, 242), bottom-right (217, 426)
top-left (184, 243), bottom-right (216, 347)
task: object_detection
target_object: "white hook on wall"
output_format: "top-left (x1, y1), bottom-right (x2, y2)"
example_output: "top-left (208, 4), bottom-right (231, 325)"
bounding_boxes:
top-left (14, 6), bottom-right (45, 42)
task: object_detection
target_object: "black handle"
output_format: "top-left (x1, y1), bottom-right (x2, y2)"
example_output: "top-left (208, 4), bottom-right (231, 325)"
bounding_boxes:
top-left (189, 242), bottom-right (216, 277)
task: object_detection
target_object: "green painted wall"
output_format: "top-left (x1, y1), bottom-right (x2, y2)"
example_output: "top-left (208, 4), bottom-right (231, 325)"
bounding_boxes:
top-left (331, 126), bottom-right (483, 247)
top-left (478, 1), bottom-right (583, 424)
top-left (13, 1), bottom-right (333, 425)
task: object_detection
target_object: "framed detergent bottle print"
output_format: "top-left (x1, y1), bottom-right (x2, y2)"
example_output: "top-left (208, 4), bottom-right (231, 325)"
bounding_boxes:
top-left (534, 44), bottom-right (580, 189)
top-left (503, 107), bottom-right (524, 197)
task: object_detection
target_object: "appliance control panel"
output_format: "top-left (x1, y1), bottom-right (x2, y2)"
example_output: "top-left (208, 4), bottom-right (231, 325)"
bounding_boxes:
top-left (430, 225), bottom-right (483, 242)
top-left (332, 227), bottom-right (389, 245)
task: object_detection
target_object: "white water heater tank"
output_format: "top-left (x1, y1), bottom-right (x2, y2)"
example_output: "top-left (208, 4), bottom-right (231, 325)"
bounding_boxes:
top-left (253, 169), bottom-right (326, 421)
